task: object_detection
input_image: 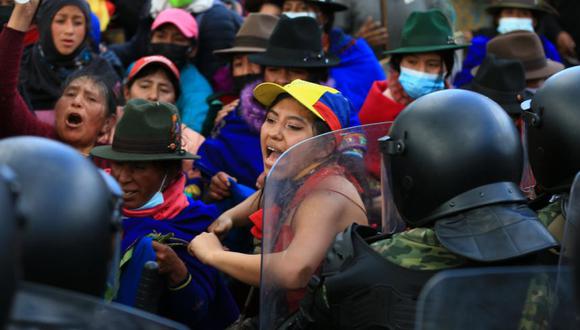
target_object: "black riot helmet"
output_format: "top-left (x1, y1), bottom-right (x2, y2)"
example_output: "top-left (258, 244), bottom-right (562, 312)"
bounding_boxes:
top-left (0, 137), bottom-right (122, 297)
top-left (0, 166), bottom-right (19, 327)
top-left (524, 66), bottom-right (580, 194)
top-left (381, 90), bottom-right (525, 227)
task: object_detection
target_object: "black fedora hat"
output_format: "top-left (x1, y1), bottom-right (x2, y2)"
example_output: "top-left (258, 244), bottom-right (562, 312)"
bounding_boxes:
top-left (464, 54), bottom-right (529, 116)
top-left (91, 99), bottom-right (198, 161)
top-left (248, 16), bottom-right (339, 68)
top-left (305, 0), bottom-right (348, 12)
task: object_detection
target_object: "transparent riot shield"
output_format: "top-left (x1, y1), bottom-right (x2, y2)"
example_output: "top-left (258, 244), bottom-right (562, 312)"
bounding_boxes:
top-left (8, 282), bottom-right (188, 329)
top-left (259, 123), bottom-right (403, 329)
top-left (559, 172), bottom-right (580, 267)
top-left (415, 266), bottom-right (577, 330)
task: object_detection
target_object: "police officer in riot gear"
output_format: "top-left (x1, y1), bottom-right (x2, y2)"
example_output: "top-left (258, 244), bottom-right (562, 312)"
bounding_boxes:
top-left (523, 66), bottom-right (580, 242)
top-left (0, 136), bottom-right (121, 297)
top-left (281, 90), bottom-right (558, 329)
top-left (0, 137), bottom-right (186, 329)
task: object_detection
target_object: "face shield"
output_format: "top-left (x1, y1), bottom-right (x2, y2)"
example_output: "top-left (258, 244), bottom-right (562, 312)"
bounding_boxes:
top-left (259, 122), bottom-right (404, 328)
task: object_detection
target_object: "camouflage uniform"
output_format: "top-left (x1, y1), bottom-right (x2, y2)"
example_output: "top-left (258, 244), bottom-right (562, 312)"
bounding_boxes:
top-left (371, 227), bottom-right (467, 271)
top-left (537, 198), bottom-right (566, 243)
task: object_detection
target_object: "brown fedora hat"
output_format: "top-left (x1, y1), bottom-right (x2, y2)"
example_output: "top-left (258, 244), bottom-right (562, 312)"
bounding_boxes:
top-left (485, 31), bottom-right (564, 80)
top-left (486, 0), bottom-right (558, 16)
top-left (214, 13), bottom-right (280, 56)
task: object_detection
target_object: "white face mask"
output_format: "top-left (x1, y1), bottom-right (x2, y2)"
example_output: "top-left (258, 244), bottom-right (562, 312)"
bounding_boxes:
top-left (283, 11), bottom-right (317, 20)
top-left (133, 173), bottom-right (168, 210)
top-left (497, 17), bottom-right (534, 34)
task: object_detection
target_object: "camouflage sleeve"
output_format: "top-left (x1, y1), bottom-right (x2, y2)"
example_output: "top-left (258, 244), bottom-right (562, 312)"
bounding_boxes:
top-left (537, 199), bottom-right (566, 243)
top-left (370, 228), bottom-right (466, 271)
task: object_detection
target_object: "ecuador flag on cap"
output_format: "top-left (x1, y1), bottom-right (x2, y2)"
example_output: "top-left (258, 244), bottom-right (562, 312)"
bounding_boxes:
top-left (253, 79), bottom-right (352, 131)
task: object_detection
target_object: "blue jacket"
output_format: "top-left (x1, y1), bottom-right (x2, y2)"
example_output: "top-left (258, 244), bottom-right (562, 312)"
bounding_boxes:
top-left (118, 198), bottom-right (239, 329)
top-left (177, 63), bottom-right (214, 133)
top-left (329, 28), bottom-right (385, 122)
top-left (454, 33), bottom-right (562, 87)
top-left (197, 108), bottom-right (264, 189)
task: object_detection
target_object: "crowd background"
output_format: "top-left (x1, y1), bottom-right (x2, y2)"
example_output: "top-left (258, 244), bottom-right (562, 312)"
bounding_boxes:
top-left (1, 0), bottom-right (580, 329)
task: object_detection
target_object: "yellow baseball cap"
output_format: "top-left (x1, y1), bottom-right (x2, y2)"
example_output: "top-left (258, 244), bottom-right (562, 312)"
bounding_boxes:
top-left (253, 79), bottom-right (352, 131)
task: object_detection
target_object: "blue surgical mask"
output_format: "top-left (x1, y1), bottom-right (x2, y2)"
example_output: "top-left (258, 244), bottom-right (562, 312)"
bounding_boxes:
top-left (497, 17), bottom-right (534, 34)
top-left (283, 12), bottom-right (317, 20)
top-left (398, 67), bottom-right (445, 99)
top-left (134, 174), bottom-right (167, 210)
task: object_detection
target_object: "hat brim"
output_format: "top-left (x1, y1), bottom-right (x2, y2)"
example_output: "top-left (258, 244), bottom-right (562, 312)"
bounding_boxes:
top-left (525, 59), bottom-right (565, 80)
top-left (384, 43), bottom-right (470, 55)
top-left (253, 82), bottom-right (325, 122)
top-left (213, 47), bottom-right (267, 56)
top-left (472, 59), bottom-right (565, 80)
top-left (463, 82), bottom-right (525, 116)
top-left (91, 145), bottom-right (199, 162)
top-left (306, 1), bottom-right (348, 12)
top-left (435, 205), bottom-right (558, 262)
top-left (486, 4), bottom-right (555, 15)
top-left (248, 52), bottom-right (340, 68)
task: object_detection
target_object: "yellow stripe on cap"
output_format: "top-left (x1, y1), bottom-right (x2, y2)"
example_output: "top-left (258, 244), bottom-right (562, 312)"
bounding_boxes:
top-left (253, 80), bottom-right (340, 122)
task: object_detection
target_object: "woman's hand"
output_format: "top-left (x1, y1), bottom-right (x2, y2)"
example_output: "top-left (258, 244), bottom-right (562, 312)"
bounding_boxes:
top-left (208, 215), bottom-right (234, 240)
top-left (207, 171), bottom-right (236, 201)
top-left (188, 232), bottom-right (224, 265)
top-left (152, 241), bottom-right (188, 286)
top-left (8, 0), bottom-right (41, 32)
top-left (214, 99), bottom-right (240, 126)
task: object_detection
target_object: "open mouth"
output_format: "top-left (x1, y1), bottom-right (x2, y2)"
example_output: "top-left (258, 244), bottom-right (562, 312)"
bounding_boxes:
top-left (265, 146), bottom-right (283, 166)
top-left (123, 191), bottom-right (136, 200)
top-left (65, 113), bottom-right (83, 127)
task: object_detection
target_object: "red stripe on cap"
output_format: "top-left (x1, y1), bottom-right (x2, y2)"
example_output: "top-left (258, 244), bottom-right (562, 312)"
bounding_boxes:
top-left (313, 101), bottom-right (341, 131)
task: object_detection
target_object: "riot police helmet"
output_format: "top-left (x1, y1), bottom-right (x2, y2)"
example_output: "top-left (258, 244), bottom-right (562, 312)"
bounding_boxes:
top-left (381, 89), bottom-right (525, 227)
top-left (0, 137), bottom-right (121, 296)
top-left (524, 66), bottom-right (580, 194)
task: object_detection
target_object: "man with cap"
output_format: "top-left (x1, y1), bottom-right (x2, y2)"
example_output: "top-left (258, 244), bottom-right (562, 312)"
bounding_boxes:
top-left (522, 67), bottom-right (580, 244)
top-left (284, 89), bottom-right (558, 329)
top-left (281, 0), bottom-right (385, 112)
top-left (485, 31), bottom-right (564, 92)
top-left (119, 54), bottom-right (206, 198)
top-left (454, 0), bottom-right (562, 87)
top-left (91, 99), bottom-right (239, 329)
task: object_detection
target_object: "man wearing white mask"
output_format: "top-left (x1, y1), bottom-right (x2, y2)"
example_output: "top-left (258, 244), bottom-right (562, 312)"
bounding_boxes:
top-left (454, 0), bottom-right (563, 87)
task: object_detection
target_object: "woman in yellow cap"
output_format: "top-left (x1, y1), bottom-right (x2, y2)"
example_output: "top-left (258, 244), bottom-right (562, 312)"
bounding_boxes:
top-left (188, 80), bottom-right (368, 291)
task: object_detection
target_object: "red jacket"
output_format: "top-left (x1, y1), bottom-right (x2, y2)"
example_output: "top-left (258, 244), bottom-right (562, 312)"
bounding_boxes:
top-left (358, 80), bottom-right (406, 178)
top-left (358, 80), bottom-right (406, 125)
top-left (0, 27), bottom-right (55, 139)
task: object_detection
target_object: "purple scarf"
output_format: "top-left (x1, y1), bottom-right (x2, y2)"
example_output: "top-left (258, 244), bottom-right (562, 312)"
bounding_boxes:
top-left (239, 79), bottom-right (267, 134)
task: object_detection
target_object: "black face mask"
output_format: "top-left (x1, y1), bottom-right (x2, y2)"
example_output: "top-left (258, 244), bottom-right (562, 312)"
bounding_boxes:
top-left (149, 43), bottom-right (190, 69)
top-left (0, 6), bottom-right (14, 29)
top-left (232, 73), bottom-right (262, 94)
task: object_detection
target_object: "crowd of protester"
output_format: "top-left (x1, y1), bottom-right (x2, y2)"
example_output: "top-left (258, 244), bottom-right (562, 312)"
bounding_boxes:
top-left (1, 0), bottom-right (580, 329)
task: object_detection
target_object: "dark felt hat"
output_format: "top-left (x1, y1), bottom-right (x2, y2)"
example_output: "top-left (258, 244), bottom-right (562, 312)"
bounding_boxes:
top-left (384, 9), bottom-right (470, 55)
top-left (486, 0), bottom-right (558, 16)
top-left (214, 13), bottom-right (280, 56)
top-left (464, 54), bottom-right (529, 116)
top-left (91, 99), bottom-right (198, 161)
top-left (305, 0), bottom-right (348, 12)
top-left (248, 16), bottom-right (339, 68)
top-left (485, 31), bottom-right (564, 80)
